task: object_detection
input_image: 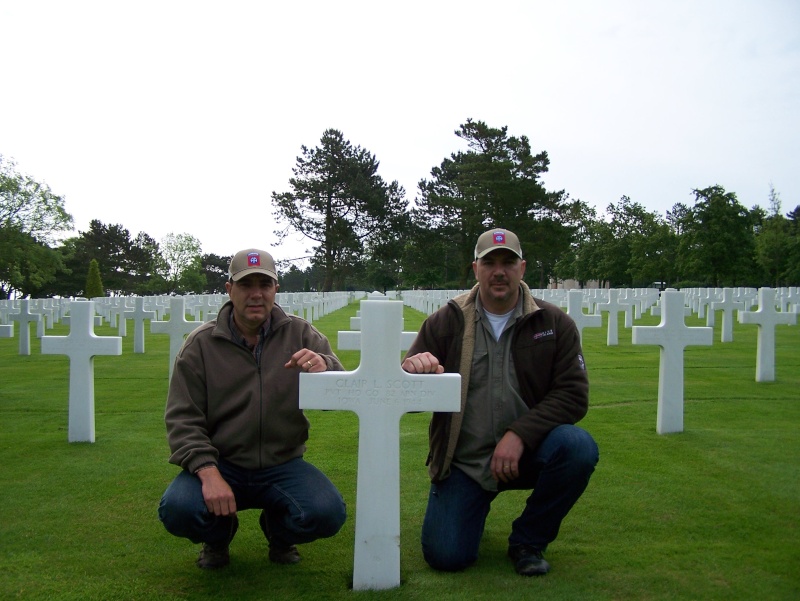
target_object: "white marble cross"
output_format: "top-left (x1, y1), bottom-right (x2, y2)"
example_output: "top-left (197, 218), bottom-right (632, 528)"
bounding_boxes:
top-left (711, 288), bottom-right (744, 342)
top-left (8, 299), bottom-right (41, 355)
top-left (127, 296), bottom-right (156, 353)
top-left (566, 290), bottom-right (602, 345)
top-left (299, 300), bottom-right (461, 591)
top-left (596, 289), bottom-right (630, 346)
top-left (632, 290), bottom-right (713, 434)
top-left (738, 287), bottom-right (797, 382)
top-left (150, 297), bottom-right (204, 380)
top-left (40, 301), bottom-right (122, 442)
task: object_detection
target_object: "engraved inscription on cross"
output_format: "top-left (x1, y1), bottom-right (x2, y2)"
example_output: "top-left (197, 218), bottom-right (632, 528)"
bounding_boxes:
top-left (40, 300), bottom-right (122, 442)
top-left (299, 300), bottom-right (461, 591)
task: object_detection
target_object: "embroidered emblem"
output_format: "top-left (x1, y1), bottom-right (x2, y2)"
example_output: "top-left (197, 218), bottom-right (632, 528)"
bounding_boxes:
top-left (493, 231), bottom-right (506, 245)
top-left (532, 328), bottom-right (555, 341)
top-left (247, 252), bottom-right (261, 267)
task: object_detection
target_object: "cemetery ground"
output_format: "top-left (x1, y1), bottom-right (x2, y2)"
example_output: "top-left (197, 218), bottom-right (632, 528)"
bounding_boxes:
top-left (1, 300), bottom-right (798, 601)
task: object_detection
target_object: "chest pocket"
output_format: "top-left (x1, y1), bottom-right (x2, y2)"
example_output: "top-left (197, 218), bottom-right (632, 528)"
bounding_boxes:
top-left (468, 348), bottom-right (489, 391)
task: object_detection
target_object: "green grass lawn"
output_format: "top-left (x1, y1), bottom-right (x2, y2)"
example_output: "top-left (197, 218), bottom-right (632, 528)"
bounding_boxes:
top-left (1, 300), bottom-right (798, 600)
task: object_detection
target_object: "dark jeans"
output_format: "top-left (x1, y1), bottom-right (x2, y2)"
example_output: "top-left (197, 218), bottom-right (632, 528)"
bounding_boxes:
top-left (421, 424), bottom-right (599, 571)
top-left (158, 457), bottom-right (346, 548)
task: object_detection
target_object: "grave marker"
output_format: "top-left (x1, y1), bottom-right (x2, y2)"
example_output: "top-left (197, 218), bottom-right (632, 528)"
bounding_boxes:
top-left (566, 290), bottom-right (602, 345)
top-left (711, 288), bottom-right (744, 342)
top-left (127, 296), bottom-right (156, 353)
top-left (738, 287), bottom-right (797, 382)
top-left (299, 300), bottom-right (460, 591)
top-left (632, 290), bottom-right (713, 434)
top-left (150, 297), bottom-right (204, 380)
top-left (8, 299), bottom-right (41, 355)
top-left (596, 289), bottom-right (630, 346)
top-left (40, 301), bottom-right (122, 442)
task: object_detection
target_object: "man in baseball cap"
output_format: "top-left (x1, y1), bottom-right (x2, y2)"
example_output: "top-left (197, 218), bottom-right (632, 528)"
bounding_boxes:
top-left (160, 247), bottom-right (347, 570)
top-left (403, 227), bottom-right (597, 578)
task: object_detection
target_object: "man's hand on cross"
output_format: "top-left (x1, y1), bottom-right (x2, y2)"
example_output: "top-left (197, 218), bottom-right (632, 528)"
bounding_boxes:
top-left (401, 352), bottom-right (444, 374)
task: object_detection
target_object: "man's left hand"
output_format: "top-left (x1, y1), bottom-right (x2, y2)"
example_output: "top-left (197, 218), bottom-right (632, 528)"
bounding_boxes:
top-left (491, 431), bottom-right (525, 483)
top-left (285, 349), bottom-right (327, 373)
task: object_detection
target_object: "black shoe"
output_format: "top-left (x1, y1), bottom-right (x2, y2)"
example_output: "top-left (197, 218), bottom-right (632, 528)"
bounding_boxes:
top-left (508, 544), bottom-right (550, 576)
top-left (268, 545), bottom-right (302, 564)
top-left (259, 510), bottom-right (302, 565)
top-left (196, 514), bottom-right (239, 569)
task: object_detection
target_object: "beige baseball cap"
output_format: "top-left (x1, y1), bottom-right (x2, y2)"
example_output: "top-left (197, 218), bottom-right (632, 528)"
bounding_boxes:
top-left (228, 249), bottom-right (278, 282)
top-left (474, 228), bottom-right (523, 260)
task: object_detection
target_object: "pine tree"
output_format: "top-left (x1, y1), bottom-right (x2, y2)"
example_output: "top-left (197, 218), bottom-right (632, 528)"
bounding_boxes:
top-left (85, 259), bottom-right (105, 298)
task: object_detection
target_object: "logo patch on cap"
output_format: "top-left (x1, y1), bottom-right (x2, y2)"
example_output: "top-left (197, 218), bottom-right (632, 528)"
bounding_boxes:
top-left (247, 252), bottom-right (261, 267)
top-left (493, 231), bottom-right (506, 245)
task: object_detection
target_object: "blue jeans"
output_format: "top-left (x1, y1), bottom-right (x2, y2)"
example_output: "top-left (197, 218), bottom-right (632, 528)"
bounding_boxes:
top-left (421, 424), bottom-right (599, 571)
top-left (158, 457), bottom-right (346, 548)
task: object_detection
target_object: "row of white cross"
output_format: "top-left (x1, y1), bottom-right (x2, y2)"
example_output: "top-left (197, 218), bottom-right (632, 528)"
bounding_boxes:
top-left (2, 287), bottom-right (795, 441)
top-left (0, 291), bottom-right (355, 352)
top-left (2, 288), bottom-right (796, 590)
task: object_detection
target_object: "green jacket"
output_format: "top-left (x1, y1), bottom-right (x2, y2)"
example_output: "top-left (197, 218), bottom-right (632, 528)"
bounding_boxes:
top-left (404, 283), bottom-right (589, 482)
top-left (165, 301), bottom-right (343, 473)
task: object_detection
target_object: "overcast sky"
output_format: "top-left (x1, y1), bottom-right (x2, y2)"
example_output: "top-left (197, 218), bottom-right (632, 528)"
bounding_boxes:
top-left (1, 0), bottom-right (798, 263)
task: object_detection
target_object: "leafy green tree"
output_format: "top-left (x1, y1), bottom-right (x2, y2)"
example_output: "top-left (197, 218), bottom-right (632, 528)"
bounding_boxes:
top-left (589, 197), bottom-right (664, 287)
top-left (176, 256), bottom-right (206, 294)
top-left (275, 264), bottom-right (305, 292)
top-left (629, 217), bottom-right (678, 287)
top-left (398, 223), bottom-right (453, 289)
top-left (0, 156), bottom-right (73, 297)
top-left (677, 186), bottom-right (756, 287)
top-left (782, 204), bottom-right (800, 285)
top-left (591, 197), bottom-right (678, 287)
top-left (414, 119), bottom-right (572, 288)
top-left (0, 155), bottom-right (73, 243)
top-left (554, 204), bottom-right (607, 287)
top-left (526, 193), bottom-right (589, 288)
top-left (755, 186), bottom-right (791, 287)
top-left (159, 232), bottom-right (203, 294)
top-left (85, 259), bottom-right (105, 298)
top-left (0, 226), bottom-right (34, 298)
top-left (42, 224), bottom-right (163, 298)
top-left (128, 232), bottom-right (166, 295)
top-left (363, 199), bottom-right (413, 292)
top-left (272, 129), bottom-right (408, 292)
top-left (201, 253), bottom-right (231, 293)
top-left (0, 226), bottom-right (66, 298)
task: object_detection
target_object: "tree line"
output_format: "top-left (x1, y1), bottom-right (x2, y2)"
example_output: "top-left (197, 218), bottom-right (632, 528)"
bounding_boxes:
top-left (2, 120), bottom-right (799, 299)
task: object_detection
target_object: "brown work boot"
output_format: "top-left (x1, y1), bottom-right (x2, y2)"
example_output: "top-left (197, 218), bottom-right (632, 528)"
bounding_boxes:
top-left (196, 514), bottom-right (239, 569)
top-left (259, 510), bottom-right (302, 564)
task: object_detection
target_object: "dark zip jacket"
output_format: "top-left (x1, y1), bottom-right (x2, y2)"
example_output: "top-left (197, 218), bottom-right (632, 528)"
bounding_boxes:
top-left (404, 282), bottom-right (589, 482)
